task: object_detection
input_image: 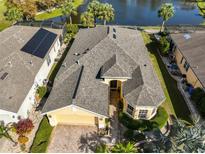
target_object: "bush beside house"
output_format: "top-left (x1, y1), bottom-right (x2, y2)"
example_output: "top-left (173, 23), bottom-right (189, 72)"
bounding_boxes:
top-left (159, 36), bottom-right (170, 56)
top-left (64, 24), bottom-right (79, 43)
top-left (191, 88), bottom-right (205, 116)
top-left (119, 107), bottom-right (168, 131)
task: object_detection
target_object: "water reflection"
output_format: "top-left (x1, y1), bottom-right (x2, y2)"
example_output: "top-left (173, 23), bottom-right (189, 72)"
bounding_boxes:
top-left (49, 0), bottom-right (204, 26)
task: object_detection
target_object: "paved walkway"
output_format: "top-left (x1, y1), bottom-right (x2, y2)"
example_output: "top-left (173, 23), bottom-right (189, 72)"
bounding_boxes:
top-left (0, 109), bottom-right (42, 153)
top-left (47, 125), bottom-right (98, 153)
top-left (109, 90), bottom-right (122, 144)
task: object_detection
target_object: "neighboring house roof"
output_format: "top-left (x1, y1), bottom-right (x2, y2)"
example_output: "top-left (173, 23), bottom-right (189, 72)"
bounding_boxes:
top-left (170, 31), bottom-right (205, 87)
top-left (42, 26), bottom-right (165, 116)
top-left (0, 25), bottom-right (61, 113)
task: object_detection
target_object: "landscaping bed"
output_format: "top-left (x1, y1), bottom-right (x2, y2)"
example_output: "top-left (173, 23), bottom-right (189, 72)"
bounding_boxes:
top-left (119, 107), bottom-right (168, 131)
top-left (141, 32), bottom-right (192, 123)
top-left (30, 116), bottom-right (53, 153)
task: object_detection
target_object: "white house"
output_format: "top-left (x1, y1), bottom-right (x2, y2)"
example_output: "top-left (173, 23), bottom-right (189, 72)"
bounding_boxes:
top-left (0, 25), bottom-right (62, 124)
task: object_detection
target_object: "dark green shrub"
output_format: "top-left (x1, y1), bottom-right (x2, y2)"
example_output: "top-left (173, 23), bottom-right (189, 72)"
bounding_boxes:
top-left (159, 37), bottom-right (170, 55)
top-left (66, 24), bottom-right (79, 35)
top-left (191, 88), bottom-right (205, 104)
top-left (37, 86), bottom-right (47, 98)
top-left (199, 97), bottom-right (205, 115)
top-left (124, 129), bottom-right (134, 140)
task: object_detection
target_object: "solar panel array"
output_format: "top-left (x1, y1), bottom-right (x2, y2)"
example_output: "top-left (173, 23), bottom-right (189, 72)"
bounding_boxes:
top-left (21, 28), bottom-right (57, 58)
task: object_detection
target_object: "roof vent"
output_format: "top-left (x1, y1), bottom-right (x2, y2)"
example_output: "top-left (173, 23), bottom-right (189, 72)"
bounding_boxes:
top-left (62, 62), bottom-right (67, 67)
top-left (76, 60), bottom-right (79, 65)
top-left (113, 28), bottom-right (116, 32)
top-left (1, 72), bottom-right (8, 80)
top-left (29, 61), bottom-right (33, 66)
top-left (74, 53), bottom-right (80, 56)
top-left (8, 61), bottom-right (12, 67)
top-left (113, 34), bottom-right (116, 39)
top-left (144, 64), bottom-right (147, 67)
top-left (184, 34), bottom-right (191, 40)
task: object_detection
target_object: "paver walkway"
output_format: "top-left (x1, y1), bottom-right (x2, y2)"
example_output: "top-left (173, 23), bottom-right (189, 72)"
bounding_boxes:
top-left (47, 125), bottom-right (98, 153)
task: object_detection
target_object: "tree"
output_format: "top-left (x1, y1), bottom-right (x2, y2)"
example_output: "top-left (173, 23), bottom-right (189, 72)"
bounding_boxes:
top-left (87, 0), bottom-right (101, 25)
top-left (39, 0), bottom-right (56, 11)
top-left (159, 36), bottom-right (170, 55)
top-left (111, 142), bottom-right (137, 153)
top-left (98, 3), bottom-right (114, 25)
top-left (61, 1), bottom-right (77, 24)
top-left (95, 144), bottom-right (110, 153)
top-left (158, 3), bottom-right (174, 32)
top-left (81, 11), bottom-right (94, 27)
top-left (0, 123), bottom-right (16, 144)
top-left (169, 119), bottom-right (205, 153)
top-left (5, 6), bottom-right (23, 23)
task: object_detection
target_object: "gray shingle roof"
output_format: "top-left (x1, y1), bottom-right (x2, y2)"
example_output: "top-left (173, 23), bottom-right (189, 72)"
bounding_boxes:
top-left (0, 25), bottom-right (61, 113)
top-left (42, 26), bottom-right (165, 115)
top-left (170, 31), bottom-right (205, 87)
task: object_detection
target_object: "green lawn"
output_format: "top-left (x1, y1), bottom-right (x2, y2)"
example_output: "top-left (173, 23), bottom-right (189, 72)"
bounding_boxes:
top-left (141, 32), bottom-right (192, 123)
top-left (0, 0), bottom-right (12, 31)
top-left (30, 116), bottom-right (54, 153)
top-left (35, 0), bottom-right (84, 21)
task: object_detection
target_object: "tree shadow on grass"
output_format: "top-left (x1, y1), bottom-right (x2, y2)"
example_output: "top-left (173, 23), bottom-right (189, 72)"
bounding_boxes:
top-left (144, 34), bottom-right (192, 123)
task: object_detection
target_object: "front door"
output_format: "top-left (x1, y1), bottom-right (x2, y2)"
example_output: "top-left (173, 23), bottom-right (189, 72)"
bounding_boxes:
top-left (110, 80), bottom-right (118, 90)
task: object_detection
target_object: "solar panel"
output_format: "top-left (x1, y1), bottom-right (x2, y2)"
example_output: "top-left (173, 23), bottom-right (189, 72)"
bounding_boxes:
top-left (21, 28), bottom-right (57, 59)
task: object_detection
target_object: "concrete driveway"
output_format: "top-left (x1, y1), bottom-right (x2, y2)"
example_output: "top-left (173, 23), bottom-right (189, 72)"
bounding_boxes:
top-left (47, 125), bottom-right (99, 153)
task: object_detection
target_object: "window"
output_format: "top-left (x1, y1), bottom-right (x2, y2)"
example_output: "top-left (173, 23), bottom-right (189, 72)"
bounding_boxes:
top-left (138, 110), bottom-right (148, 119)
top-left (110, 80), bottom-right (117, 89)
top-left (47, 55), bottom-right (51, 66)
top-left (183, 61), bottom-right (190, 72)
top-left (180, 57), bottom-right (184, 64)
top-left (127, 104), bottom-right (134, 115)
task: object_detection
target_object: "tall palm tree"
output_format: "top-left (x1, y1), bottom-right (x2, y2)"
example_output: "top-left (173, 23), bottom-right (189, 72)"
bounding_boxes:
top-left (158, 3), bottom-right (175, 32)
top-left (111, 142), bottom-right (137, 153)
top-left (80, 11), bottom-right (94, 28)
top-left (98, 3), bottom-right (114, 25)
top-left (62, 1), bottom-right (77, 24)
top-left (87, 0), bottom-right (101, 26)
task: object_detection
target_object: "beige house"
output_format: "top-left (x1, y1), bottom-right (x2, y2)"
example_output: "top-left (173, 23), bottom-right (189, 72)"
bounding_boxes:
top-left (170, 31), bottom-right (205, 88)
top-left (42, 26), bottom-right (165, 128)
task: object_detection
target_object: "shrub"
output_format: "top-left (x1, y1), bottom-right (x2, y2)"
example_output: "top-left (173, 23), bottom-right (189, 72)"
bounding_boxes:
top-left (124, 129), bottom-right (134, 140)
top-left (199, 97), bottom-right (205, 115)
top-left (150, 106), bottom-right (168, 129)
top-left (119, 107), bottom-right (168, 131)
top-left (18, 135), bottom-right (29, 144)
top-left (37, 86), bottom-right (47, 98)
top-left (191, 88), bottom-right (205, 104)
top-left (66, 24), bottom-right (79, 35)
top-left (16, 118), bottom-right (34, 135)
top-left (159, 37), bottom-right (170, 55)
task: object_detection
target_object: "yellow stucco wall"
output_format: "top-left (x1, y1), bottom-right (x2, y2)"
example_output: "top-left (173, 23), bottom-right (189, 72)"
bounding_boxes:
top-left (47, 106), bottom-right (106, 127)
top-left (175, 49), bottom-right (203, 88)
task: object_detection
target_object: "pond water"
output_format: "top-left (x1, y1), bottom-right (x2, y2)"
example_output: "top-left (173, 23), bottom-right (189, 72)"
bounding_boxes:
top-left (51, 0), bottom-right (205, 26)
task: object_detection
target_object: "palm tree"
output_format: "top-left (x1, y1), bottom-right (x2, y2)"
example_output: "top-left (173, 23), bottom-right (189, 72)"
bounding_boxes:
top-left (61, 1), bottom-right (77, 24)
top-left (81, 11), bottom-right (94, 28)
top-left (98, 3), bottom-right (114, 25)
top-left (95, 144), bottom-right (110, 153)
top-left (169, 119), bottom-right (205, 153)
top-left (5, 6), bottom-right (23, 23)
top-left (0, 123), bottom-right (16, 144)
top-left (87, 0), bottom-right (101, 25)
top-left (111, 142), bottom-right (137, 153)
top-left (158, 3), bottom-right (175, 32)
